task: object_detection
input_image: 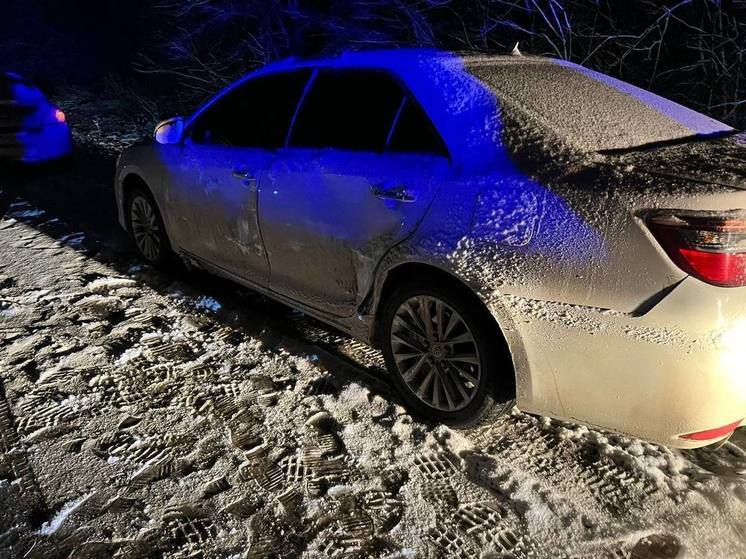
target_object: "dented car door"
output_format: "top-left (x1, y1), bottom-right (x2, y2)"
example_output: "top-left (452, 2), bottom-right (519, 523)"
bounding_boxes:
top-left (162, 69), bottom-right (312, 285)
top-left (259, 69), bottom-right (451, 316)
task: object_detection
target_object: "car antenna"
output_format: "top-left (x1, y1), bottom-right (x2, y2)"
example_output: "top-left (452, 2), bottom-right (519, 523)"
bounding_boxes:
top-left (511, 42), bottom-right (523, 56)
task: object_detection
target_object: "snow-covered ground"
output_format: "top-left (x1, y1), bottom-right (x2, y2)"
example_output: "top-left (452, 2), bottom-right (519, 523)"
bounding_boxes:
top-left (0, 105), bottom-right (745, 558)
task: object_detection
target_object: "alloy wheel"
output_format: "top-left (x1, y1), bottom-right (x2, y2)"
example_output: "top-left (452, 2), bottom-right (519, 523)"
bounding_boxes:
top-left (390, 295), bottom-right (481, 412)
top-left (130, 196), bottom-right (162, 262)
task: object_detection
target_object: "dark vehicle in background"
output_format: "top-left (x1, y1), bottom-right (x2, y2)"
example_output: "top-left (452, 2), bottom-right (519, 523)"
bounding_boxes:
top-left (0, 72), bottom-right (72, 163)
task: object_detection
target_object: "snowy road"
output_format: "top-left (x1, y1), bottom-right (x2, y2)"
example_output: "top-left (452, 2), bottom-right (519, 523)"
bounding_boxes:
top-left (1, 149), bottom-right (745, 558)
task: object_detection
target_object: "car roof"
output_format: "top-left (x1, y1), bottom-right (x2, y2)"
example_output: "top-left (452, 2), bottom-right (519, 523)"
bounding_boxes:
top-left (1, 72), bottom-right (32, 84)
top-left (257, 47), bottom-right (554, 71)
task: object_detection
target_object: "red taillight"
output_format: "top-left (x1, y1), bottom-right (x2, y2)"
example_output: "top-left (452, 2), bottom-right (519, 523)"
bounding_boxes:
top-left (646, 211), bottom-right (746, 288)
top-left (54, 108), bottom-right (66, 123)
top-left (680, 420), bottom-right (742, 441)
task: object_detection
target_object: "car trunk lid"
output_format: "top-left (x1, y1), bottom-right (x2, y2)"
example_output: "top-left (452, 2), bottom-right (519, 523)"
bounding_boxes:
top-left (604, 132), bottom-right (746, 191)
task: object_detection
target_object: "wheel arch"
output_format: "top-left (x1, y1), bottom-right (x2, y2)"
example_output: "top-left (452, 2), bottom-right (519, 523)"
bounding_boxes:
top-left (370, 261), bottom-right (523, 401)
top-left (120, 172), bottom-right (174, 245)
top-left (121, 173), bottom-right (154, 232)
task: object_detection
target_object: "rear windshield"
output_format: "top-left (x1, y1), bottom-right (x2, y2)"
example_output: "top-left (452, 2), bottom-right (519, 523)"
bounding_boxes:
top-left (467, 59), bottom-right (734, 153)
top-left (1, 73), bottom-right (31, 85)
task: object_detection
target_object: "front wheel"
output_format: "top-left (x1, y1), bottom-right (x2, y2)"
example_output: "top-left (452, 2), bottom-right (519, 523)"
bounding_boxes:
top-left (380, 284), bottom-right (514, 427)
top-left (126, 187), bottom-right (171, 266)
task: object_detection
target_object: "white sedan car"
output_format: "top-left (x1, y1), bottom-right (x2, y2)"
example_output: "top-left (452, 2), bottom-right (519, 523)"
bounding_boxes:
top-left (114, 49), bottom-right (745, 448)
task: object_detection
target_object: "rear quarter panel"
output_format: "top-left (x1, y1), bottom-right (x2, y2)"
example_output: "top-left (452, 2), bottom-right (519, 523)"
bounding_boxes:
top-left (381, 155), bottom-right (745, 428)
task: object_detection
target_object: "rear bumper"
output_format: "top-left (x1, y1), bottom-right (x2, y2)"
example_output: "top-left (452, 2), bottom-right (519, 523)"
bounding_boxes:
top-left (505, 278), bottom-right (746, 448)
top-left (0, 123), bottom-right (72, 163)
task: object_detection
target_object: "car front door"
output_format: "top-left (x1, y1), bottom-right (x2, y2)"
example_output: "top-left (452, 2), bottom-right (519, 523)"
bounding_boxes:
top-left (259, 69), bottom-right (451, 316)
top-left (162, 70), bottom-right (311, 285)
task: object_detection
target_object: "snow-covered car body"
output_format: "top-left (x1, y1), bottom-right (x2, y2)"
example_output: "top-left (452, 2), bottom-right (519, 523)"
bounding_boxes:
top-left (115, 49), bottom-right (746, 448)
top-left (0, 73), bottom-right (72, 163)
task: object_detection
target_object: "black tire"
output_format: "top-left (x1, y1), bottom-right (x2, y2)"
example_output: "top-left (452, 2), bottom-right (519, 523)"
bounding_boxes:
top-left (380, 282), bottom-right (514, 427)
top-left (126, 186), bottom-right (172, 266)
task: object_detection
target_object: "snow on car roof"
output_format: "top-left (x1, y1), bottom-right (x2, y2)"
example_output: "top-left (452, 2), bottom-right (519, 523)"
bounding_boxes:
top-left (466, 57), bottom-right (733, 152)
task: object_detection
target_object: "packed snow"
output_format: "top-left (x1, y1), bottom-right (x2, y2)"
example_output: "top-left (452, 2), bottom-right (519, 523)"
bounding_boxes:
top-left (0, 92), bottom-right (744, 558)
top-left (0, 190), bottom-right (744, 558)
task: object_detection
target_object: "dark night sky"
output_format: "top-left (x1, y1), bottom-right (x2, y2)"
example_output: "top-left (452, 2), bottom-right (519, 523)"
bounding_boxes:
top-left (0, 1), bottom-right (154, 84)
top-left (1, 1), bottom-right (743, 126)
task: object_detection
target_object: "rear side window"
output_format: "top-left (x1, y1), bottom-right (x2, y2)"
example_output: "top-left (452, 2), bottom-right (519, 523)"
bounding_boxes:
top-left (289, 70), bottom-right (403, 152)
top-left (387, 98), bottom-right (448, 157)
top-left (190, 70), bottom-right (311, 148)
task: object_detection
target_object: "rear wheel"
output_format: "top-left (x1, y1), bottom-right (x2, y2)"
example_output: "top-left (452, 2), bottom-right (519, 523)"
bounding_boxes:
top-left (126, 187), bottom-right (171, 265)
top-left (380, 283), bottom-right (514, 427)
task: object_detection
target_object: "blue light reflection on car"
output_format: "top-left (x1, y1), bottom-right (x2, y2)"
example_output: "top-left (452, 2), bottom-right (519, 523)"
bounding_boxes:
top-left (1, 73), bottom-right (72, 163)
top-left (156, 49), bottom-right (608, 274)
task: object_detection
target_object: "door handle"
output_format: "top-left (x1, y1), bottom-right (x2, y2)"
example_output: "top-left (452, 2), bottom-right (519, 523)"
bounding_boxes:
top-left (232, 167), bottom-right (257, 187)
top-left (370, 184), bottom-right (416, 202)
top-left (232, 167), bottom-right (251, 179)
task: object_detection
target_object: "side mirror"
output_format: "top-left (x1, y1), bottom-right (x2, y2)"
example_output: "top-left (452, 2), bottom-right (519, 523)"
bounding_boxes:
top-left (154, 117), bottom-right (184, 145)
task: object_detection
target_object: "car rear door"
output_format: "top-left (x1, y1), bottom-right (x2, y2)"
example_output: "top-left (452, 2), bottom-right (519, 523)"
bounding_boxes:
top-left (259, 68), bottom-right (451, 317)
top-left (162, 70), bottom-right (311, 285)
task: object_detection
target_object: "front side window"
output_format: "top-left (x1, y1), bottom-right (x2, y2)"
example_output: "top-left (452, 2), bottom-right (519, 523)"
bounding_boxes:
top-left (289, 69), bottom-right (404, 152)
top-left (190, 70), bottom-right (311, 148)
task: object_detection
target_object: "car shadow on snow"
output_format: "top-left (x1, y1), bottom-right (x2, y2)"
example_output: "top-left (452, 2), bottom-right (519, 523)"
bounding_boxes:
top-left (0, 144), bottom-right (396, 405)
